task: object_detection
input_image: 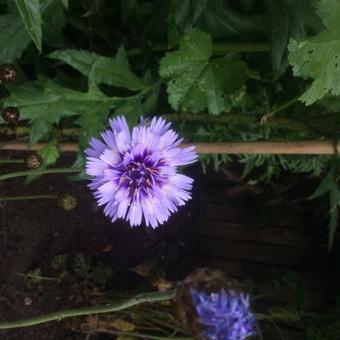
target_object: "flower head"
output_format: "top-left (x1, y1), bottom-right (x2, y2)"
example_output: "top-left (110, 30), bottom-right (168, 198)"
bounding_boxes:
top-left (190, 288), bottom-right (256, 340)
top-left (85, 116), bottom-right (197, 228)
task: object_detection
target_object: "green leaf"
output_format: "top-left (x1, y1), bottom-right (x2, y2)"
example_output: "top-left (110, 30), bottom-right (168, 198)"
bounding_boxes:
top-left (167, 0), bottom-right (208, 45)
top-left (115, 98), bottom-right (143, 127)
top-left (60, 0), bottom-right (68, 9)
top-left (15, 0), bottom-right (42, 52)
top-left (48, 47), bottom-right (148, 91)
top-left (39, 142), bottom-right (59, 166)
top-left (266, 0), bottom-right (323, 78)
top-left (42, 0), bottom-right (65, 45)
top-left (309, 170), bottom-right (333, 200)
top-left (309, 161), bottom-right (340, 250)
top-left (329, 184), bottom-right (340, 249)
top-left (76, 89), bottom-right (113, 151)
top-left (0, 0), bottom-right (64, 62)
top-left (3, 81), bottom-right (116, 145)
top-left (288, 0), bottom-right (340, 105)
top-left (159, 29), bottom-right (248, 114)
top-left (266, 0), bottom-right (289, 78)
top-left (197, 0), bottom-right (266, 41)
top-left (142, 83), bottom-right (160, 114)
top-left (0, 10), bottom-right (30, 63)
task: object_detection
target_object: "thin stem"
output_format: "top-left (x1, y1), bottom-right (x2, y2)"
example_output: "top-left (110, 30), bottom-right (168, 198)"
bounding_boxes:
top-left (17, 272), bottom-right (60, 283)
top-left (0, 290), bottom-right (176, 330)
top-left (0, 159), bottom-right (25, 164)
top-left (0, 168), bottom-right (81, 181)
top-left (267, 97), bottom-right (300, 118)
top-left (0, 194), bottom-right (57, 202)
top-left (126, 42), bottom-right (270, 57)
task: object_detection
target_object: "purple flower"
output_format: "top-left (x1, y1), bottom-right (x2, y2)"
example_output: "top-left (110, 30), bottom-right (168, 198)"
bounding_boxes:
top-left (85, 116), bottom-right (197, 228)
top-left (190, 288), bottom-right (256, 340)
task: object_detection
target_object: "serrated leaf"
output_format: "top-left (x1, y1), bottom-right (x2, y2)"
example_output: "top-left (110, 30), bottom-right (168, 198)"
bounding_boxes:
top-left (3, 81), bottom-right (116, 145)
top-left (15, 0), bottom-right (42, 52)
top-left (288, 0), bottom-right (340, 105)
top-left (159, 29), bottom-right (248, 114)
top-left (266, 0), bottom-right (323, 78)
top-left (48, 47), bottom-right (148, 91)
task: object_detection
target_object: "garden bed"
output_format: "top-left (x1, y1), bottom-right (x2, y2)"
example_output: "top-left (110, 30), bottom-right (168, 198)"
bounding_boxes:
top-left (0, 151), bottom-right (333, 340)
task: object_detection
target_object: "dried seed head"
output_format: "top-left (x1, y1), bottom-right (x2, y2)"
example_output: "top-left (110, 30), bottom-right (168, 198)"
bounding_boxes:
top-left (2, 106), bottom-right (20, 124)
top-left (58, 193), bottom-right (77, 211)
top-left (26, 153), bottom-right (42, 169)
top-left (0, 64), bottom-right (17, 82)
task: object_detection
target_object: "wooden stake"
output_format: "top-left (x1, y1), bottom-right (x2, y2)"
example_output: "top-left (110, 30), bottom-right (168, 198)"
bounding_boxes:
top-left (0, 141), bottom-right (338, 155)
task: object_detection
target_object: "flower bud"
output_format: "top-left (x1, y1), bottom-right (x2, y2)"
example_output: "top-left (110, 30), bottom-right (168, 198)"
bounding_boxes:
top-left (2, 106), bottom-right (20, 124)
top-left (0, 64), bottom-right (16, 82)
top-left (58, 193), bottom-right (77, 211)
top-left (26, 153), bottom-right (42, 169)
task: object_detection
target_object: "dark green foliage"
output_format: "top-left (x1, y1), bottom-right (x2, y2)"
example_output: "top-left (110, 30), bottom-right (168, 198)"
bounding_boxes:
top-left (1, 0), bottom-right (340, 251)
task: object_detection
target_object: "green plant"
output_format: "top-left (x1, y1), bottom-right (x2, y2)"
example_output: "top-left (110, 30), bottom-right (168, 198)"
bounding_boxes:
top-left (73, 253), bottom-right (113, 287)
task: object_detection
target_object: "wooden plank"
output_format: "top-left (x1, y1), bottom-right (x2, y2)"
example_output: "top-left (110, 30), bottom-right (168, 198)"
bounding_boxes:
top-left (196, 203), bottom-right (306, 228)
top-left (196, 238), bottom-right (320, 268)
top-left (194, 222), bottom-right (318, 248)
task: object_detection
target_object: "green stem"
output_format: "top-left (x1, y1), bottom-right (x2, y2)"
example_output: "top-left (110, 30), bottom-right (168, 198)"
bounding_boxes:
top-left (17, 272), bottom-right (60, 282)
top-left (0, 290), bottom-right (176, 330)
top-left (0, 168), bottom-right (81, 181)
top-left (126, 42), bottom-right (270, 57)
top-left (0, 159), bottom-right (25, 164)
top-left (267, 97), bottom-right (300, 117)
top-left (0, 194), bottom-right (57, 202)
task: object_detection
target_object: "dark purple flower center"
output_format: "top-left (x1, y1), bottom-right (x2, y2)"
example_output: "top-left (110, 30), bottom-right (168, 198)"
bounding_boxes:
top-left (116, 157), bottom-right (166, 201)
top-left (124, 161), bottom-right (154, 188)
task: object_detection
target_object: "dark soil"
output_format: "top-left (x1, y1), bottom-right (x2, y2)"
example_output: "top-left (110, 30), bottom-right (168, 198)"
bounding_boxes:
top-left (0, 151), bottom-right (334, 340)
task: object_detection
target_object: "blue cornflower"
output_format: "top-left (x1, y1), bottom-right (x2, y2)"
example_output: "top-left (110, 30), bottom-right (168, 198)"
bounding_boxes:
top-left (190, 288), bottom-right (256, 340)
top-left (85, 116), bottom-right (197, 228)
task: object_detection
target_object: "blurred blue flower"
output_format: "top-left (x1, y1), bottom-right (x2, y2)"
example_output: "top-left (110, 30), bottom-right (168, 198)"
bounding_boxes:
top-left (85, 116), bottom-right (197, 227)
top-left (190, 288), bottom-right (256, 340)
